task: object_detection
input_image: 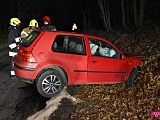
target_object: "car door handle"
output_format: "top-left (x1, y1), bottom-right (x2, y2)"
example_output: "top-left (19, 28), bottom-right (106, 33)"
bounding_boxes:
top-left (91, 60), bottom-right (97, 63)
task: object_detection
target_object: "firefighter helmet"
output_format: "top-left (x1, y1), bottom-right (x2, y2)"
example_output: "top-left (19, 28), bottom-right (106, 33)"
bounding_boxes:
top-left (10, 18), bottom-right (21, 26)
top-left (72, 23), bottom-right (77, 30)
top-left (42, 15), bottom-right (51, 23)
top-left (29, 19), bottom-right (38, 28)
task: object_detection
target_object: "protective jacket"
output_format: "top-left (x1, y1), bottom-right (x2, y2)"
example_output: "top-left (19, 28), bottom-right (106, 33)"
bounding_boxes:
top-left (8, 25), bottom-right (20, 56)
top-left (21, 27), bottom-right (34, 39)
top-left (8, 26), bottom-right (20, 45)
top-left (42, 24), bottom-right (56, 31)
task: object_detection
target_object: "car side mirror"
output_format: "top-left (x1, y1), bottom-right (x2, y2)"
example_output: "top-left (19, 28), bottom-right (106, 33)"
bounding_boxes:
top-left (121, 55), bottom-right (125, 60)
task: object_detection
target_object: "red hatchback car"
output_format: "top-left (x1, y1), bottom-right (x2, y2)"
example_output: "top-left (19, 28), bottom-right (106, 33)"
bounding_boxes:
top-left (13, 31), bottom-right (145, 98)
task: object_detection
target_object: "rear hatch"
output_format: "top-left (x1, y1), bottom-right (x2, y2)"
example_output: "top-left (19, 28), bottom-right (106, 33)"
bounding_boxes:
top-left (15, 31), bottom-right (44, 63)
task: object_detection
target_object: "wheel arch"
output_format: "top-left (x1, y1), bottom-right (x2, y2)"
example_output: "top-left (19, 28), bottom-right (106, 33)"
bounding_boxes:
top-left (136, 66), bottom-right (141, 71)
top-left (35, 65), bottom-right (68, 85)
top-left (126, 66), bottom-right (140, 81)
top-left (126, 66), bottom-right (140, 87)
top-left (129, 65), bottom-right (141, 76)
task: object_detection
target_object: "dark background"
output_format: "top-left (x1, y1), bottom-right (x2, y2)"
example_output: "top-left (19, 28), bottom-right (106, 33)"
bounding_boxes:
top-left (0, 0), bottom-right (160, 34)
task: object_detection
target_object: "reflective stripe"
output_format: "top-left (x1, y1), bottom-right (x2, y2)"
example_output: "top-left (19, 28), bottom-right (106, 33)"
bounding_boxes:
top-left (21, 31), bottom-right (28, 37)
top-left (9, 43), bottom-right (17, 49)
top-left (15, 37), bottom-right (21, 42)
top-left (10, 71), bottom-right (15, 75)
top-left (9, 51), bottom-right (17, 56)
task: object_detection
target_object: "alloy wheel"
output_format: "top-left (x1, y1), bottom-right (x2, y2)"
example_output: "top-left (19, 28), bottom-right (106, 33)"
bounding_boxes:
top-left (42, 75), bottom-right (61, 94)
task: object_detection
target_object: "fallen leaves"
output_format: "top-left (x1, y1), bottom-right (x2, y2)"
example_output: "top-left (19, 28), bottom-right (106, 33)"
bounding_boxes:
top-left (70, 26), bottom-right (160, 120)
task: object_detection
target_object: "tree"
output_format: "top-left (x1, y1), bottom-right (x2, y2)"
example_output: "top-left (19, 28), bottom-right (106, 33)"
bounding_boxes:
top-left (139, 0), bottom-right (145, 26)
top-left (121, 0), bottom-right (127, 29)
top-left (81, 0), bottom-right (92, 32)
top-left (134, 0), bottom-right (145, 28)
top-left (120, 0), bottom-right (145, 29)
top-left (17, 0), bottom-right (43, 20)
top-left (98, 0), bottom-right (111, 32)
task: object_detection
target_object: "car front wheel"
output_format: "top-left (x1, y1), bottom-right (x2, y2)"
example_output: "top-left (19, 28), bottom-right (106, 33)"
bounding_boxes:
top-left (36, 70), bottom-right (65, 98)
top-left (126, 68), bottom-right (138, 87)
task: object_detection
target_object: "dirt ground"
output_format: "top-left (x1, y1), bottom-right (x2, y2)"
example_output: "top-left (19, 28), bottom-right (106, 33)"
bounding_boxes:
top-left (0, 47), bottom-right (76, 120)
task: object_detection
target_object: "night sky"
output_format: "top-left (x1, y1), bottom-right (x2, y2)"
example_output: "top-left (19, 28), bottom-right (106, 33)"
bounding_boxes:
top-left (43, 0), bottom-right (74, 30)
top-left (0, 0), bottom-right (160, 32)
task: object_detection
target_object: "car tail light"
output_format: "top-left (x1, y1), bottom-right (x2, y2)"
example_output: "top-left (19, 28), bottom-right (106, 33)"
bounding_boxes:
top-left (22, 50), bottom-right (36, 62)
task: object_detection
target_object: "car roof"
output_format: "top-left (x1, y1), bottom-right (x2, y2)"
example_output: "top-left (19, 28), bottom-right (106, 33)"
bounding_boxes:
top-left (39, 30), bottom-right (105, 39)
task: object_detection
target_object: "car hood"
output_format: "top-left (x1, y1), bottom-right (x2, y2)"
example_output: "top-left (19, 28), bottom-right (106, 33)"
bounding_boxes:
top-left (124, 53), bottom-right (148, 59)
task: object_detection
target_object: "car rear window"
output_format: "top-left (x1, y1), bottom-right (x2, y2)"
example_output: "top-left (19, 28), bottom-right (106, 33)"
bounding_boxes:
top-left (20, 31), bottom-right (40, 47)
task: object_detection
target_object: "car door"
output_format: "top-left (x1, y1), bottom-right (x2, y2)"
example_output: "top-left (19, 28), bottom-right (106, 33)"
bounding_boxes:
top-left (51, 35), bottom-right (88, 84)
top-left (87, 37), bottom-right (129, 84)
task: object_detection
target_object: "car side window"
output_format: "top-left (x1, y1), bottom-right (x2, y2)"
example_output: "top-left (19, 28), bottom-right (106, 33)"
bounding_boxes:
top-left (52, 35), bottom-right (86, 55)
top-left (89, 38), bottom-right (120, 59)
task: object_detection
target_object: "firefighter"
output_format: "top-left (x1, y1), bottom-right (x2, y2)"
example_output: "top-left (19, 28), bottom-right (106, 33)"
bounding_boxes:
top-left (21, 19), bottom-right (39, 39)
top-left (8, 18), bottom-right (21, 76)
top-left (72, 23), bottom-right (77, 31)
top-left (42, 15), bottom-right (57, 31)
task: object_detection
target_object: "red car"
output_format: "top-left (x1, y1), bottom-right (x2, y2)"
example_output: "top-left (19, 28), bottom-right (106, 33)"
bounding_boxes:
top-left (13, 31), bottom-right (145, 98)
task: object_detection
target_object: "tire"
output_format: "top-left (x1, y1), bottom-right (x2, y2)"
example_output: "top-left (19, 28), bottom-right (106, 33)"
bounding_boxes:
top-left (36, 70), bottom-right (65, 98)
top-left (126, 69), bottom-right (138, 87)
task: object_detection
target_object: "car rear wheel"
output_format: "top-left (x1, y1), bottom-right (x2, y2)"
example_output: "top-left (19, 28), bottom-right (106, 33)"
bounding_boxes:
top-left (36, 70), bottom-right (65, 98)
top-left (126, 69), bottom-right (138, 87)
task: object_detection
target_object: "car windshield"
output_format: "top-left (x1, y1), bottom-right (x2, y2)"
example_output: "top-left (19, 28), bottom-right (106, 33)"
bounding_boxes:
top-left (20, 31), bottom-right (40, 47)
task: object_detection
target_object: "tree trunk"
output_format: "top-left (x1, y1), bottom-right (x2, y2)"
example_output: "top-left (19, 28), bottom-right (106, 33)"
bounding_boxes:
top-left (98, 0), bottom-right (111, 32)
top-left (126, 0), bottom-right (130, 26)
top-left (81, 10), bottom-right (88, 32)
top-left (86, 0), bottom-right (92, 31)
top-left (121, 0), bottom-right (127, 29)
top-left (134, 0), bottom-right (139, 28)
top-left (139, 0), bottom-right (145, 26)
top-left (133, 0), bottom-right (145, 28)
top-left (80, 0), bottom-right (92, 32)
top-left (106, 0), bottom-right (111, 31)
